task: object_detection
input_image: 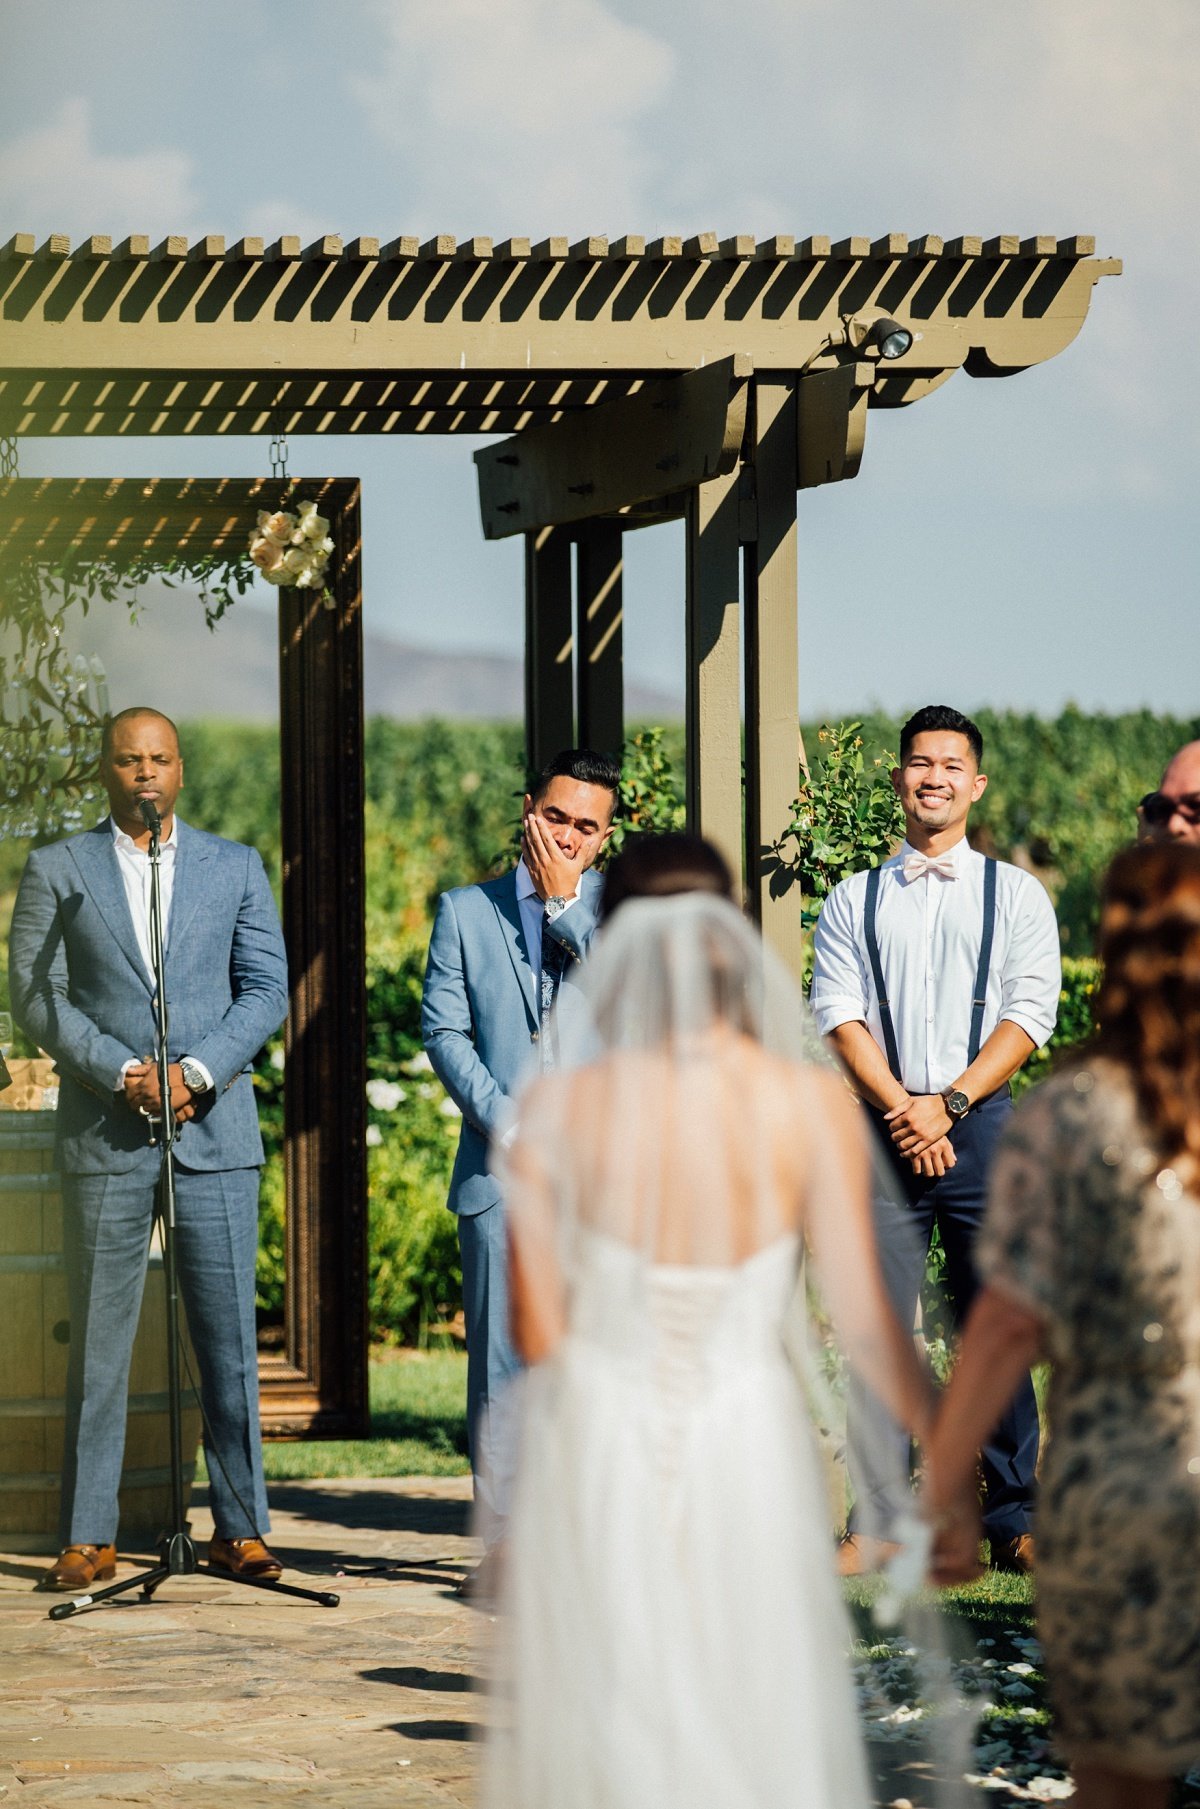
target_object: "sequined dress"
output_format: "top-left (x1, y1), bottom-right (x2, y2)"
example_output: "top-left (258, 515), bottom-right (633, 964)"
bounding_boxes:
top-left (979, 1060), bottom-right (1200, 1774)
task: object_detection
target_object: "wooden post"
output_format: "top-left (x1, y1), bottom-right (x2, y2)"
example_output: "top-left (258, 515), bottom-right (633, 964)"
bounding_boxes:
top-left (685, 466), bottom-right (743, 893)
top-left (524, 526), bottom-right (575, 774)
top-left (276, 482), bottom-right (368, 1436)
top-left (744, 379), bottom-right (803, 977)
top-left (575, 520), bottom-right (624, 757)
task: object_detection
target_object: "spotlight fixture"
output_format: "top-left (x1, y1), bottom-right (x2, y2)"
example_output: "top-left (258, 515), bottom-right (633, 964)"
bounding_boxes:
top-left (799, 306), bottom-right (916, 373)
top-left (844, 310), bottom-right (913, 360)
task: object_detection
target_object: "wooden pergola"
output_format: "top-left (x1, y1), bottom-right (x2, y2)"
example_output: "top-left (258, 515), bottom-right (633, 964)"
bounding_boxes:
top-left (0, 227), bottom-right (1120, 1430)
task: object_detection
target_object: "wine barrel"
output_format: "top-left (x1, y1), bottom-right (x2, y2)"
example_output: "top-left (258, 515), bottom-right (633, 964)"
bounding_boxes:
top-left (0, 1112), bottom-right (202, 1554)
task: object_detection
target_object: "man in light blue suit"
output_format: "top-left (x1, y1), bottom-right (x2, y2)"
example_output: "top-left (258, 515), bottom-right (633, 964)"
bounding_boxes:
top-left (8, 708), bottom-right (289, 1592)
top-left (422, 748), bottom-right (619, 1599)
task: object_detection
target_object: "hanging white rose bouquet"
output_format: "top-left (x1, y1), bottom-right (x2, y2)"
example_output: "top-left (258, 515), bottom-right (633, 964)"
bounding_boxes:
top-left (248, 501), bottom-right (335, 599)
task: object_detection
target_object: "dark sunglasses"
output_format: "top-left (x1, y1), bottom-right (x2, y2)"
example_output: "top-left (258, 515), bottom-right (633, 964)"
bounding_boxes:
top-left (1139, 790), bottom-right (1200, 827)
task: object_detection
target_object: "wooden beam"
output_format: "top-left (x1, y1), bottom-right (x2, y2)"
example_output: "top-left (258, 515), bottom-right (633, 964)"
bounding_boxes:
top-left (0, 251), bottom-right (1118, 396)
top-left (744, 380), bottom-right (802, 978)
top-left (685, 466), bottom-right (743, 892)
top-left (797, 364), bottom-right (872, 489)
top-left (476, 355), bottom-right (751, 538)
top-left (575, 521), bottom-right (624, 757)
top-left (524, 526), bottom-right (575, 775)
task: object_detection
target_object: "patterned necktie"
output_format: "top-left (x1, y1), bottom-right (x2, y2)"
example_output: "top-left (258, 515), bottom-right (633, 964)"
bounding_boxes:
top-left (902, 852), bottom-right (958, 882)
top-left (539, 929), bottom-right (566, 1071)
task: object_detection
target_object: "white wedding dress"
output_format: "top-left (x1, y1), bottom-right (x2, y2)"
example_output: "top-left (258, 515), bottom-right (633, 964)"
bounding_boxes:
top-left (482, 892), bottom-right (925, 1809)
top-left (485, 1226), bottom-right (872, 1809)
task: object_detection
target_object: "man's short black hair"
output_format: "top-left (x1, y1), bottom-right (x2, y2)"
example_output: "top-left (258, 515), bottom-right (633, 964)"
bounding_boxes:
top-left (100, 707), bottom-right (181, 761)
top-left (899, 705), bottom-right (983, 766)
top-left (532, 747), bottom-right (621, 808)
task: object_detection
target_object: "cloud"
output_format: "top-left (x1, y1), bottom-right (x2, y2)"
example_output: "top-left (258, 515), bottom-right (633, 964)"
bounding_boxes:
top-left (352, 0), bottom-right (676, 233)
top-left (0, 97), bottom-right (205, 239)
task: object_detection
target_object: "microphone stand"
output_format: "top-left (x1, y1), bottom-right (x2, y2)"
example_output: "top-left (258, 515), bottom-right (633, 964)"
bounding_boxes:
top-left (50, 803), bottom-right (338, 1619)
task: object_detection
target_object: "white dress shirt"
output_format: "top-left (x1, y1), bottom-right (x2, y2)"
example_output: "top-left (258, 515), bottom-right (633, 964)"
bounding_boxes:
top-left (810, 837), bottom-right (1061, 1096)
top-left (515, 858), bottom-right (578, 978)
top-left (111, 813), bottom-right (178, 981)
top-left (110, 815), bottom-right (212, 1094)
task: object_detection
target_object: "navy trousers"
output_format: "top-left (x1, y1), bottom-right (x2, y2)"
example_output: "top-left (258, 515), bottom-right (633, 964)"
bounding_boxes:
top-left (60, 1164), bottom-right (268, 1547)
top-left (849, 1089), bottom-right (1039, 1542)
top-left (457, 1201), bottom-right (523, 1551)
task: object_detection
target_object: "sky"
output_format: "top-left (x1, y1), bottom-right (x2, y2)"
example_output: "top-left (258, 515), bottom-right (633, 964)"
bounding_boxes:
top-left (1, 0), bottom-right (1197, 719)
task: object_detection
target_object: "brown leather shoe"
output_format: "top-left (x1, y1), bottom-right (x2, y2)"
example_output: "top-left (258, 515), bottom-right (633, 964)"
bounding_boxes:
top-left (207, 1535), bottom-right (283, 1580)
top-left (39, 1543), bottom-right (117, 1592)
top-left (989, 1532), bottom-right (1036, 1573)
top-left (835, 1533), bottom-right (903, 1578)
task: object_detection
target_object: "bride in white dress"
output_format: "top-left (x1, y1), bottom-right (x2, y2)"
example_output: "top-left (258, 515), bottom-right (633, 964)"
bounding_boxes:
top-left (483, 835), bottom-right (937, 1809)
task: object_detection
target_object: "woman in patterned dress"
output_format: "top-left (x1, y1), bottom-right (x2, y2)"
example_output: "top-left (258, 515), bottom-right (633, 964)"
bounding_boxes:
top-left (926, 842), bottom-right (1200, 1809)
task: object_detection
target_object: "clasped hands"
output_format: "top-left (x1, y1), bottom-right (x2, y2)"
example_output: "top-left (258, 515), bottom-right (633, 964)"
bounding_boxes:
top-left (122, 1060), bottom-right (196, 1125)
top-left (884, 1092), bottom-right (957, 1178)
top-left (521, 811), bottom-right (586, 903)
top-left (921, 1475), bottom-right (986, 1586)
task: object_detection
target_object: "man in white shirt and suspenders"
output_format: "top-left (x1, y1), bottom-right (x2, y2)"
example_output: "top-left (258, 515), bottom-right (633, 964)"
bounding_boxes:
top-left (811, 705), bottom-right (1061, 1574)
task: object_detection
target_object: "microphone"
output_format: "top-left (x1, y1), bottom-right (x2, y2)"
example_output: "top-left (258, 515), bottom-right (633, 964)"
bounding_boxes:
top-left (137, 797), bottom-right (162, 836)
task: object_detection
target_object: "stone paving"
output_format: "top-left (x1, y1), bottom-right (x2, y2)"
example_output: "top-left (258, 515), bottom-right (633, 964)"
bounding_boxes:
top-left (0, 1476), bottom-right (488, 1807)
top-left (1, 1478), bottom-right (1008, 1809)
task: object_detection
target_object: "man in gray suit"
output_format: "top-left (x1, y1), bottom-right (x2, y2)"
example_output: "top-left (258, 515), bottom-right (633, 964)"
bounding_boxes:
top-left (9, 707), bottom-right (289, 1592)
top-left (422, 748), bottom-right (619, 1599)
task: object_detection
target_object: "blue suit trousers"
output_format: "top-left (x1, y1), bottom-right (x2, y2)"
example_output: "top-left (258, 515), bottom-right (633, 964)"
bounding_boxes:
top-left (849, 1090), bottom-right (1039, 1542)
top-left (60, 1164), bottom-right (268, 1546)
top-left (457, 1202), bottom-right (523, 1550)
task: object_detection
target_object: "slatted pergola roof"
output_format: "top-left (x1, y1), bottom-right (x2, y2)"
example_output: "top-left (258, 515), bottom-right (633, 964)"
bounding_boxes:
top-left (0, 230), bottom-right (1118, 438)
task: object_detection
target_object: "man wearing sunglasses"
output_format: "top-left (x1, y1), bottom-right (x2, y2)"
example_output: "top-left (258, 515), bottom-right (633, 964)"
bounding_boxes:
top-left (1138, 740), bottom-right (1200, 845)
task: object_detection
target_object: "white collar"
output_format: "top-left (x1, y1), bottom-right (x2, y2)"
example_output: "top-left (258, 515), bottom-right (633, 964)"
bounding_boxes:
top-left (111, 814), bottom-right (179, 854)
top-left (895, 834), bottom-right (972, 872)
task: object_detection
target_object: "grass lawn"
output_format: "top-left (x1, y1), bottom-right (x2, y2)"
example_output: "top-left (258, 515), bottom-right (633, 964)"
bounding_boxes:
top-left (198, 1347), bottom-right (470, 1482)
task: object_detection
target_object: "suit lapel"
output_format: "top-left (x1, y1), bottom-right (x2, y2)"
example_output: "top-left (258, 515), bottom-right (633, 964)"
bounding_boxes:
top-left (69, 821), bottom-right (152, 993)
top-left (490, 872), bottom-right (538, 1030)
top-left (165, 820), bottom-right (208, 957)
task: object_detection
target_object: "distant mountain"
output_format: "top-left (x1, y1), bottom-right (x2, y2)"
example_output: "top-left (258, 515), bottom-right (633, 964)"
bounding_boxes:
top-left (66, 583), bottom-right (683, 724)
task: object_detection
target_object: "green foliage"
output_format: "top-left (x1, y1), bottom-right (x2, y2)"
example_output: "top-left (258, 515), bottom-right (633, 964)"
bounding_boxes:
top-left (1015, 955), bottom-right (1099, 1098)
top-left (609, 726), bottom-right (687, 853)
top-left (365, 1064), bottom-right (464, 1346)
top-left (771, 721), bottom-right (905, 928)
top-left (0, 551), bottom-right (254, 845)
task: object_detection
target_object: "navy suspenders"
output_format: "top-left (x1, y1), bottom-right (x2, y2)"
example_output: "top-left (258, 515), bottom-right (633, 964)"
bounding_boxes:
top-left (967, 856), bottom-right (998, 1067)
top-left (863, 867), bottom-right (902, 1082)
top-left (862, 857), bottom-right (997, 1085)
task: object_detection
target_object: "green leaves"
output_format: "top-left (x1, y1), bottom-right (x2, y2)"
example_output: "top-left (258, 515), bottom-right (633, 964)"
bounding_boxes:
top-left (610, 726), bottom-right (686, 855)
top-left (768, 721), bottom-right (905, 930)
top-left (0, 548), bottom-right (255, 842)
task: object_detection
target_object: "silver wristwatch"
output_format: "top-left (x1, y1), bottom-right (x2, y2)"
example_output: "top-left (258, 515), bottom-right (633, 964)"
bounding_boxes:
top-left (544, 895), bottom-right (570, 922)
top-left (180, 1056), bottom-right (211, 1097)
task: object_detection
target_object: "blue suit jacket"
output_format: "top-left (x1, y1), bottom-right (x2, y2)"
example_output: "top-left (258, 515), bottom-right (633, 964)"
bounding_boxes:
top-left (7, 818), bottom-right (288, 1175)
top-left (421, 867), bottom-right (603, 1217)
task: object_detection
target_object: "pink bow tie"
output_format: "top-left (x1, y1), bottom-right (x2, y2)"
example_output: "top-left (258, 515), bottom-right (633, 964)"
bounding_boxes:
top-left (902, 852), bottom-right (958, 882)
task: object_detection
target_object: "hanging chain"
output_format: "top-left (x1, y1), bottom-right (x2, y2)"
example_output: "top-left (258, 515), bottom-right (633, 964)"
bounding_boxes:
top-left (0, 434), bottom-right (18, 480)
top-left (269, 409), bottom-right (289, 484)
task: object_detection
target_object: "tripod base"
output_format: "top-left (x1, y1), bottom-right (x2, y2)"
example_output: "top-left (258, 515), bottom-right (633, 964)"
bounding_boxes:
top-left (47, 1532), bottom-right (340, 1619)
